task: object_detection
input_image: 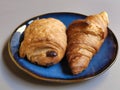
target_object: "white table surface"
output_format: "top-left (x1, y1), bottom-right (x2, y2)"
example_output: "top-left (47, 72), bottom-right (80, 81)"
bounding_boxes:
top-left (0, 0), bottom-right (120, 90)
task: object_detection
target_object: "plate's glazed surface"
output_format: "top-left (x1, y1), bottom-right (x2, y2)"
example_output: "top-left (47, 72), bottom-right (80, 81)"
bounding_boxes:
top-left (8, 12), bottom-right (118, 83)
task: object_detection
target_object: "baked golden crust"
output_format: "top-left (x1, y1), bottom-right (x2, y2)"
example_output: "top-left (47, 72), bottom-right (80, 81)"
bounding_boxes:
top-left (66, 12), bottom-right (109, 74)
top-left (19, 18), bottom-right (67, 66)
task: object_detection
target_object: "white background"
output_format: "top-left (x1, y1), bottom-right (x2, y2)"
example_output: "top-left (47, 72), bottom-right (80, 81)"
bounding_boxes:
top-left (0, 0), bottom-right (120, 90)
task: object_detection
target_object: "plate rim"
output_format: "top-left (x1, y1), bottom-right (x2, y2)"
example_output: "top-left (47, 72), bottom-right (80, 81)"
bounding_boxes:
top-left (8, 12), bottom-right (118, 83)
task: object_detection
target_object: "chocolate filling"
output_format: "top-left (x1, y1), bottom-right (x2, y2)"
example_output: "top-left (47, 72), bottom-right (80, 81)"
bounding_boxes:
top-left (46, 51), bottom-right (57, 57)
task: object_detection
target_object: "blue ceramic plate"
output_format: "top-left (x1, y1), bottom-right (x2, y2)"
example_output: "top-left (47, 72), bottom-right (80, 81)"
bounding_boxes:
top-left (8, 12), bottom-right (118, 83)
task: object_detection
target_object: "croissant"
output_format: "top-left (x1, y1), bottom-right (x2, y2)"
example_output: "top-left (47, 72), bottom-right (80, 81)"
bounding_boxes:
top-left (66, 12), bottom-right (109, 74)
top-left (19, 18), bottom-right (67, 66)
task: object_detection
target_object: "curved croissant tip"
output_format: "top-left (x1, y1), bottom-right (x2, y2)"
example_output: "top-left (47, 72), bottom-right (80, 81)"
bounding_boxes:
top-left (100, 11), bottom-right (109, 24)
top-left (100, 11), bottom-right (108, 17)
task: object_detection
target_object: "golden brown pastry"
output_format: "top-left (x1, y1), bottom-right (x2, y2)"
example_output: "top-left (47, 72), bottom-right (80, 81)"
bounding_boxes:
top-left (66, 12), bottom-right (109, 74)
top-left (19, 18), bottom-right (67, 66)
